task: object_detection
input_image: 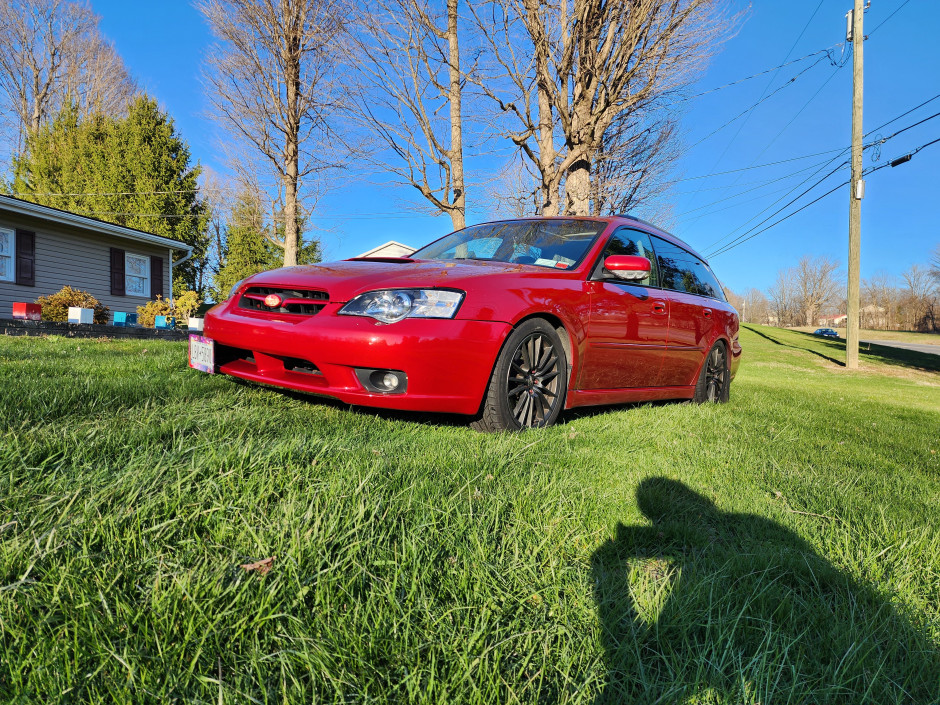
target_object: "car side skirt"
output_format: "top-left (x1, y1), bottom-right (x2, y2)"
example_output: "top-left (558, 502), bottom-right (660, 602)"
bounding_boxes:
top-left (565, 385), bottom-right (695, 409)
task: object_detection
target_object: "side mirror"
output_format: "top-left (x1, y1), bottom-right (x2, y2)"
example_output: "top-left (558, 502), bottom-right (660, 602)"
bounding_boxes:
top-left (604, 255), bottom-right (651, 281)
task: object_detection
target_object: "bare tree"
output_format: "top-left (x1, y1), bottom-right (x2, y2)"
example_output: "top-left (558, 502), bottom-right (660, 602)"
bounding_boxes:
top-left (900, 264), bottom-right (935, 331)
top-left (930, 243), bottom-right (940, 284)
top-left (592, 109), bottom-right (679, 216)
top-left (0, 0), bottom-right (136, 154)
top-left (740, 288), bottom-right (770, 325)
top-left (345, 0), bottom-right (466, 228)
top-left (486, 155), bottom-right (539, 217)
top-left (61, 34), bottom-right (136, 119)
top-left (902, 264), bottom-right (934, 301)
top-left (793, 255), bottom-right (842, 326)
top-left (199, 167), bottom-right (236, 298)
top-left (200, 0), bottom-right (344, 266)
top-left (469, 0), bottom-right (724, 216)
top-left (767, 268), bottom-right (798, 328)
top-left (861, 272), bottom-right (899, 331)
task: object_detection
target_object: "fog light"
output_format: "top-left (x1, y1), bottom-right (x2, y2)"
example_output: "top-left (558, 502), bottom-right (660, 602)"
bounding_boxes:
top-left (356, 368), bottom-right (408, 394)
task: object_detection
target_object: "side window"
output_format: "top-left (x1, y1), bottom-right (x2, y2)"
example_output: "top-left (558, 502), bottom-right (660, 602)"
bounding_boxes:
top-left (0, 227), bottom-right (13, 282)
top-left (593, 228), bottom-right (658, 287)
top-left (650, 236), bottom-right (724, 300)
top-left (696, 262), bottom-right (727, 301)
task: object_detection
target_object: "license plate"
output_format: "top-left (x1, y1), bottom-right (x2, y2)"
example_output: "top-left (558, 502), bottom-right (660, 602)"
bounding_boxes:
top-left (189, 335), bottom-right (215, 373)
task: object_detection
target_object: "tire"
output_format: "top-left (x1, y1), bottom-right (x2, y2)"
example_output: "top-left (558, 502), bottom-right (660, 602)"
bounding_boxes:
top-left (470, 319), bottom-right (568, 432)
top-left (693, 340), bottom-right (730, 404)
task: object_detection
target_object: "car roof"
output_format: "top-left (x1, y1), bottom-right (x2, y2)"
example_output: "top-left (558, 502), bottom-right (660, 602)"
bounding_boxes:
top-left (471, 215), bottom-right (709, 264)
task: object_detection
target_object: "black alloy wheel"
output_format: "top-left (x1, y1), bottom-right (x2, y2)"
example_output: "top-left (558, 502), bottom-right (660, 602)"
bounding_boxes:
top-left (471, 319), bottom-right (568, 432)
top-left (694, 341), bottom-right (730, 403)
top-left (506, 330), bottom-right (562, 427)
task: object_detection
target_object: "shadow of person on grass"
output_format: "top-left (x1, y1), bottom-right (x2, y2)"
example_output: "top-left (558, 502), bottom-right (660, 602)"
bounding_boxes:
top-left (592, 478), bottom-right (940, 704)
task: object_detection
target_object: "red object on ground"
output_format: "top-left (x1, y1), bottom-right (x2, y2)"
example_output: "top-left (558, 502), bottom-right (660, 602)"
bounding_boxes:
top-left (12, 303), bottom-right (41, 321)
top-left (204, 215), bottom-right (742, 429)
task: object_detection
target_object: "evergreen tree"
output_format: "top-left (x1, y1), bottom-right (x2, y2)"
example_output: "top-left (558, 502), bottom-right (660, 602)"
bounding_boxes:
top-left (10, 96), bottom-right (210, 294)
top-left (213, 192), bottom-right (280, 299)
top-left (212, 193), bottom-right (322, 301)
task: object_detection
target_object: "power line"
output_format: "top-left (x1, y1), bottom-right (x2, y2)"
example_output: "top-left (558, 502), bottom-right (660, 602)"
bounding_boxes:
top-left (704, 159), bottom-right (849, 258)
top-left (739, 65), bottom-right (843, 167)
top-left (699, 0), bottom-right (838, 177)
top-left (709, 178), bottom-right (849, 259)
top-left (681, 43), bottom-right (843, 101)
top-left (707, 136), bottom-right (940, 258)
top-left (675, 155), bottom-right (843, 218)
top-left (866, 93), bottom-right (940, 135)
top-left (868, 110), bottom-right (940, 150)
top-left (868, 0), bottom-right (912, 36)
top-left (692, 96), bottom-right (940, 247)
top-left (684, 55), bottom-right (830, 152)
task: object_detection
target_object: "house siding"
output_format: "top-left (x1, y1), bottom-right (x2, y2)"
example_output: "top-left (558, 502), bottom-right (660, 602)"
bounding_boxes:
top-left (0, 209), bottom-right (175, 321)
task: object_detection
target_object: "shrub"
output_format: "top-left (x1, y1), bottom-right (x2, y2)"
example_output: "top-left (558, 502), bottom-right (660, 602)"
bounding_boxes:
top-left (35, 286), bottom-right (110, 324)
top-left (174, 289), bottom-right (202, 322)
top-left (136, 290), bottom-right (204, 328)
top-left (136, 295), bottom-right (174, 328)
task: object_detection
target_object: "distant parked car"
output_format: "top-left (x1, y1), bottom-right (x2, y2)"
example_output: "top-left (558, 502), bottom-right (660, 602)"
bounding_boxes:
top-left (813, 328), bottom-right (839, 338)
top-left (196, 216), bottom-right (742, 430)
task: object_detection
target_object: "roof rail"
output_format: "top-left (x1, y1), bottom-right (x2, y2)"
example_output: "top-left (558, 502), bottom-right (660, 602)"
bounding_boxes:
top-left (613, 213), bottom-right (658, 229)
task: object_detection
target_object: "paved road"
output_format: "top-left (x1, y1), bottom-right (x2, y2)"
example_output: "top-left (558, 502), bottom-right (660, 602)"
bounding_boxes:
top-left (861, 339), bottom-right (940, 356)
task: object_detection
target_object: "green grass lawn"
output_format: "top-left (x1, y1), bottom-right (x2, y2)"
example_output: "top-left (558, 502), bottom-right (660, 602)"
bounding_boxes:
top-left (0, 326), bottom-right (938, 704)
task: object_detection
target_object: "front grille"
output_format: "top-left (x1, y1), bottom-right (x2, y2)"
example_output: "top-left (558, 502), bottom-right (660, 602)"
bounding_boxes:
top-left (238, 286), bottom-right (329, 316)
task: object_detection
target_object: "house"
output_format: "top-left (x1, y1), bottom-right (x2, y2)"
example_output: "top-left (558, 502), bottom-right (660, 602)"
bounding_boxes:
top-left (0, 195), bottom-right (192, 319)
top-left (818, 313), bottom-right (848, 326)
top-left (356, 240), bottom-right (416, 258)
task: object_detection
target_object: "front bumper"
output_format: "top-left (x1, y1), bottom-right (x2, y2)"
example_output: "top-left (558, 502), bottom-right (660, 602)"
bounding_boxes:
top-left (203, 303), bottom-right (511, 415)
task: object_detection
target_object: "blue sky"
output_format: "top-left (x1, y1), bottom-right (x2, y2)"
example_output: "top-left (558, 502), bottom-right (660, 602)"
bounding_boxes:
top-left (93, 0), bottom-right (939, 293)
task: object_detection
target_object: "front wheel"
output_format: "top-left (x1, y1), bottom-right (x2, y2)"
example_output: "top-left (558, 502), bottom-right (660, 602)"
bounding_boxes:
top-left (470, 319), bottom-right (568, 432)
top-left (693, 341), bottom-right (730, 403)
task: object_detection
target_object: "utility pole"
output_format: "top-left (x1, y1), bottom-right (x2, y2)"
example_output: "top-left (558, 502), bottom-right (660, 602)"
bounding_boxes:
top-left (846, 0), bottom-right (866, 369)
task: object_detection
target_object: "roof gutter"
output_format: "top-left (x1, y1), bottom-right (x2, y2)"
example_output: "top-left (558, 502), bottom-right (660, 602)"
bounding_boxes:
top-left (0, 195), bottom-right (194, 252)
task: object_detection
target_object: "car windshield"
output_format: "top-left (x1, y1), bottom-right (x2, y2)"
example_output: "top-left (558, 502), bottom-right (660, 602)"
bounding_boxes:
top-left (411, 219), bottom-right (606, 270)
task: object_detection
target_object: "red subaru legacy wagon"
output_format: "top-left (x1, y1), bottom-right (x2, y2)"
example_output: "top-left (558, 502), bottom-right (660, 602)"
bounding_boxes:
top-left (196, 216), bottom-right (741, 430)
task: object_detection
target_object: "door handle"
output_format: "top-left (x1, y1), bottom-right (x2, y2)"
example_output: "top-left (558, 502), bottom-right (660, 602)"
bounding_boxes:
top-left (652, 301), bottom-right (666, 315)
top-left (703, 308), bottom-right (712, 318)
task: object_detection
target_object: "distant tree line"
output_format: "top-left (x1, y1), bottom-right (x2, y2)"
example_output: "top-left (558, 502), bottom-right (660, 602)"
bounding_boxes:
top-left (725, 246), bottom-right (940, 333)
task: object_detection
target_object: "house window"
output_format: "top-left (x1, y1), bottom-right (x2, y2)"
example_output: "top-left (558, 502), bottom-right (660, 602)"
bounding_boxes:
top-left (0, 227), bottom-right (13, 282)
top-left (125, 253), bottom-right (150, 296)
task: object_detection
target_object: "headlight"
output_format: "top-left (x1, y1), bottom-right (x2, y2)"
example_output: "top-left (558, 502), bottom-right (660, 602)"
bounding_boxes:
top-left (339, 289), bottom-right (464, 323)
top-left (228, 278), bottom-right (246, 300)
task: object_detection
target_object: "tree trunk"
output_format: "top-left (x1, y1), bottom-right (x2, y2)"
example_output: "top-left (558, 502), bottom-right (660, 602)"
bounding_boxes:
top-left (537, 84), bottom-right (558, 215)
top-left (447, 0), bottom-right (465, 230)
top-left (283, 168), bottom-right (299, 266)
top-left (565, 99), bottom-right (594, 215)
top-left (282, 26), bottom-right (301, 267)
top-left (565, 158), bottom-right (591, 215)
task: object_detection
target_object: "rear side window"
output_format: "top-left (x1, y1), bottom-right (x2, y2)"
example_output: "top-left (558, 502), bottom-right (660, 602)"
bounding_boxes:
top-left (593, 228), bottom-right (658, 287)
top-left (650, 235), bottom-right (725, 301)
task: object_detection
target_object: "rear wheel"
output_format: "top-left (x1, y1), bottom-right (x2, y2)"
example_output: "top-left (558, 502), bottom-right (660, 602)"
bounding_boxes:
top-left (470, 319), bottom-right (568, 432)
top-left (693, 341), bottom-right (730, 403)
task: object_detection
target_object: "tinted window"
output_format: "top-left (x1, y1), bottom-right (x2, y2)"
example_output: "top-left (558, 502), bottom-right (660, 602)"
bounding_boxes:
top-left (593, 228), bottom-right (658, 287)
top-left (651, 236), bottom-right (725, 301)
top-left (412, 219), bottom-right (606, 270)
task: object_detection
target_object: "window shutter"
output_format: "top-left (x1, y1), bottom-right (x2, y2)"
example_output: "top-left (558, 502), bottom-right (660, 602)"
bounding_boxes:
top-left (110, 248), bottom-right (125, 296)
top-left (150, 255), bottom-right (164, 299)
top-left (15, 230), bottom-right (35, 286)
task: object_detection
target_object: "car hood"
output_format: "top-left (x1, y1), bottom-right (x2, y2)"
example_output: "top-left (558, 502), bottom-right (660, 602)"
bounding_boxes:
top-left (243, 258), bottom-right (551, 302)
